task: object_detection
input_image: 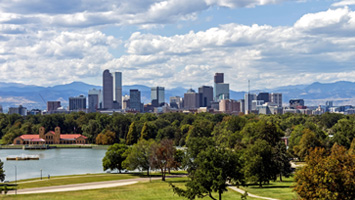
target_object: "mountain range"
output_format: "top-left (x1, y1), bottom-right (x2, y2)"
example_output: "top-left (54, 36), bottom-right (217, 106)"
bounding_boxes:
top-left (0, 81), bottom-right (354, 112)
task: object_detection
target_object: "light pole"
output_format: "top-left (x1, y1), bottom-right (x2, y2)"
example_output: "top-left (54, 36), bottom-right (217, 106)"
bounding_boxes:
top-left (40, 169), bottom-right (42, 180)
top-left (15, 165), bottom-right (17, 195)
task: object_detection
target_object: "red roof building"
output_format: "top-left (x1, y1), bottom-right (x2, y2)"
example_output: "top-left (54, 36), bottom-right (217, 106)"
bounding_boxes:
top-left (13, 127), bottom-right (87, 145)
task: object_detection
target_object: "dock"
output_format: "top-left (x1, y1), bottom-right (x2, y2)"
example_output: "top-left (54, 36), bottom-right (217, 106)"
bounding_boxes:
top-left (6, 155), bottom-right (40, 161)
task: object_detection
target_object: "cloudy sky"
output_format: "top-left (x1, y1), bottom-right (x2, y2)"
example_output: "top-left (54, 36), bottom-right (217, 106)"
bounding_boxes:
top-left (1, 0), bottom-right (355, 91)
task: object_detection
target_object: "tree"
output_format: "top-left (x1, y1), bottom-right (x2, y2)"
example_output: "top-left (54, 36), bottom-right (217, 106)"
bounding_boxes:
top-left (272, 141), bottom-right (292, 182)
top-left (102, 143), bottom-right (129, 173)
top-left (150, 139), bottom-right (176, 181)
top-left (243, 139), bottom-right (277, 187)
top-left (171, 146), bottom-right (243, 200)
top-left (294, 144), bottom-right (355, 200)
top-left (126, 122), bottom-right (138, 145)
top-left (123, 139), bottom-right (155, 175)
top-left (294, 129), bottom-right (322, 160)
top-left (0, 159), bottom-right (5, 182)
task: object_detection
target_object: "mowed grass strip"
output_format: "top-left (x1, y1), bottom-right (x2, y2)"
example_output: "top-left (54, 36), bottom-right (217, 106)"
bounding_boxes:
top-left (3, 177), bottom-right (260, 200)
top-left (14, 173), bottom-right (142, 189)
top-left (240, 176), bottom-right (297, 200)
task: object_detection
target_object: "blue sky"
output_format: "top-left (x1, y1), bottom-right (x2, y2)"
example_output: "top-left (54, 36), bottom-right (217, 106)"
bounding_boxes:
top-left (0, 0), bottom-right (355, 91)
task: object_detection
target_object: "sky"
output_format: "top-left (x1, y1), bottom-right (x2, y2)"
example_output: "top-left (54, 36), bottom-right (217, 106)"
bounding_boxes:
top-left (1, 0), bottom-right (355, 91)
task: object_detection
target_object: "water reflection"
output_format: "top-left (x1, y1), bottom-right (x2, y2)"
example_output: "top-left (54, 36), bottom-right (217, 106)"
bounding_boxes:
top-left (0, 148), bottom-right (106, 181)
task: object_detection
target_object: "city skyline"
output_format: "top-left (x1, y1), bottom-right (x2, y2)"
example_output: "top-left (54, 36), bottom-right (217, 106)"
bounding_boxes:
top-left (0, 1), bottom-right (355, 91)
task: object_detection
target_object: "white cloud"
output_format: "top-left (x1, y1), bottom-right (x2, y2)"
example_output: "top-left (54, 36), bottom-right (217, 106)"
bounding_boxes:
top-left (332, 0), bottom-right (355, 7)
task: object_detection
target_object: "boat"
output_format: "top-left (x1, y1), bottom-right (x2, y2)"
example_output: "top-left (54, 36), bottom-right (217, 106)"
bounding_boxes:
top-left (6, 154), bottom-right (40, 161)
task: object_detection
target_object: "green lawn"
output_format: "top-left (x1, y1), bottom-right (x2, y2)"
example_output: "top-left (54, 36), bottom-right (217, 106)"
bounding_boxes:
top-left (3, 177), bottom-right (259, 200)
top-left (14, 173), bottom-right (141, 189)
top-left (240, 176), bottom-right (298, 200)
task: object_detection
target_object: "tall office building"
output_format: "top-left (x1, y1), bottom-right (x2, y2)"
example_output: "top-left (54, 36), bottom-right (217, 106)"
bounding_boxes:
top-left (170, 96), bottom-right (183, 109)
top-left (113, 72), bottom-right (122, 109)
top-left (88, 89), bottom-right (102, 112)
top-left (8, 105), bottom-right (27, 116)
top-left (184, 89), bottom-right (200, 109)
top-left (47, 101), bottom-right (61, 112)
top-left (129, 89), bottom-right (142, 112)
top-left (244, 93), bottom-right (256, 114)
top-left (257, 92), bottom-right (270, 103)
top-left (198, 86), bottom-right (213, 108)
top-left (270, 93), bottom-right (282, 107)
top-left (151, 86), bottom-right (165, 107)
top-left (103, 69), bottom-right (113, 109)
top-left (69, 95), bottom-right (86, 111)
top-left (213, 73), bottom-right (230, 101)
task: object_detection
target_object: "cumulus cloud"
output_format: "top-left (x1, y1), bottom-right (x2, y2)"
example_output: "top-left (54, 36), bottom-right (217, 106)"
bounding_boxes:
top-left (332, 0), bottom-right (355, 7)
top-left (0, 0), bottom-right (293, 28)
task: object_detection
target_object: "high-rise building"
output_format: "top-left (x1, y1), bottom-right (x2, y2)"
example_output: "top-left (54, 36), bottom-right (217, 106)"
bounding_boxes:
top-left (270, 93), bottom-right (282, 107)
top-left (198, 86), bottom-right (213, 108)
top-left (129, 89), bottom-right (142, 112)
top-left (88, 89), bottom-right (102, 112)
top-left (8, 105), bottom-right (27, 116)
top-left (47, 101), bottom-right (61, 112)
top-left (122, 95), bottom-right (130, 110)
top-left (219, 99), bottom-right (241, 114)
top-left (184, 89), bottom-right (200, 109)
top-left (151, 86), bottom-right (165, 107)
top-left (213, 73), bottom-right (230, 101)
top-left (257, 92), bottom-right (270, 103)
top-left (244, 93), bottom-right (256, 114)
top-left (170, 96), bottom-right (183, 109)
top-left (103, 69), bottom-right (113, 109)
top-left (214, 73), bottom-right (224, 84)
top-left (0, 105), bottom-right (2, 113)
top-left (113, 72), bottom-right (122, 109)
top-left (69, 95), bottom-right (86, 111)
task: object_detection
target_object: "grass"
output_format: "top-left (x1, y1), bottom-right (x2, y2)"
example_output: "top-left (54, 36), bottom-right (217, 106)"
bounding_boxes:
top-left (240, 176), bottom-right (298, 200)
top-left (13, 173), bottom-right (142, 189)
top-left (2, 177), bottom-right (260, 200)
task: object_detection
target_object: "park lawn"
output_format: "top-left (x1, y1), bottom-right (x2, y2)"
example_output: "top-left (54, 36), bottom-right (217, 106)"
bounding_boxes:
top-left (3, 177), bottom-right (259, 200)
top-left (14, 173), bottom-right (142, 189)
top-left (241, 176), bottom-right (298, 200)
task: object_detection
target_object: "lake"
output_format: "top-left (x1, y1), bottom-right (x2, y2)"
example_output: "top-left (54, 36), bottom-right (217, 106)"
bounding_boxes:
top-left (0, 148), bottom-right (107, 181)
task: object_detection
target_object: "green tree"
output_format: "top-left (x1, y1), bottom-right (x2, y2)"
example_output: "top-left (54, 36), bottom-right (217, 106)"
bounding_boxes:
top-left (0, 159), bottom-right (5, 182)
top-left (126, 122), bottom-right (138, 145)
top-left (294, 129), bottom-right (323, 160)
top-left (294, 145), bottom-right (355, 200)
top-left (243, 139), bottom-right (277, 187)
top-left (123, 139), bottom-right (155, 175)
top-left (102, 143), bottom-right (129, 173)
top-left (171, 146), bottom-right (243, 200)
top-left (273, 141), bottom-right (292, 182)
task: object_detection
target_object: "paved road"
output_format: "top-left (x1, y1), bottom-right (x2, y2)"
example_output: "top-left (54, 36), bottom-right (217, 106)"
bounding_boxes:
top-left (8, 177), bottom-right (159, 195)
top-left (229, 186), bottom-right (279, 200)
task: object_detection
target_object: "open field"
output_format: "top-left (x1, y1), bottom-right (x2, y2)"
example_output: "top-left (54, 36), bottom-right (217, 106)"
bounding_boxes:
top-left (2, 177), bottom-right (260, 200)
top-left (241, 176), bottom-right (297, 200)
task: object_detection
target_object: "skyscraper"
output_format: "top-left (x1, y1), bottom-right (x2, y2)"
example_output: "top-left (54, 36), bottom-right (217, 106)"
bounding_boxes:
top-left (103, 69), bottom-right (113, 109)
top-left (257, 92), bottom-right (270, 103)
top-left (113, 72), bottom-right (122, 109)
top-left (244, 93), bottom-right (256, 114)
top-left (129, 89), bottom-right (142, 112)
top-left (213, 73), bottom-right (230, 101)
top-left (47, 101), bottom-right (61, 112)
top-left (184, 89), bottom-right (200, 109)
top-left (270, 93), bottom-right (282, 107)
top-left (69, 95), bottom-right (86, 111)
top-left (198, 86), bottom-right (213, 108)
top-left (151, 86), bottom-right (165, 107)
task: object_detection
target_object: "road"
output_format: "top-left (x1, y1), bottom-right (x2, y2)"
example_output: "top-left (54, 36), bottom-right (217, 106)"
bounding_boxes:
top-left (8, 177), bottom-right (158, 195)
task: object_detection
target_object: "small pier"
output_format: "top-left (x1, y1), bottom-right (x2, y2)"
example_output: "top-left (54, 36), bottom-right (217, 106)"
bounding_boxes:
top-left (6, 155), bottom-right (40, 161)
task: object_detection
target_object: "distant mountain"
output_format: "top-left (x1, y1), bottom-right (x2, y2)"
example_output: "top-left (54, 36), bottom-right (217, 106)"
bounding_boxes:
top-left (0, 81), bottom-right (354, 112)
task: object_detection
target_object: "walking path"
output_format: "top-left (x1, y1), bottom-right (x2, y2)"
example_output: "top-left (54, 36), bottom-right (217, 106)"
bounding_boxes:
top-left (229, 186), bottom-right (279, 200)
top-left (8, 177), bottom-right (158, 195)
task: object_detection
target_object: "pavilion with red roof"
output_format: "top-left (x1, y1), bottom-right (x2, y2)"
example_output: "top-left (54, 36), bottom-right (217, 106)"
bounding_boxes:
top-left (13, 127), bottom-right (87, 145)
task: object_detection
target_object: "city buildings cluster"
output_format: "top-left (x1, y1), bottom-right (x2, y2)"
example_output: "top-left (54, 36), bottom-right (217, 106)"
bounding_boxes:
top-left (3, 70), bottom-right (355, 116)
